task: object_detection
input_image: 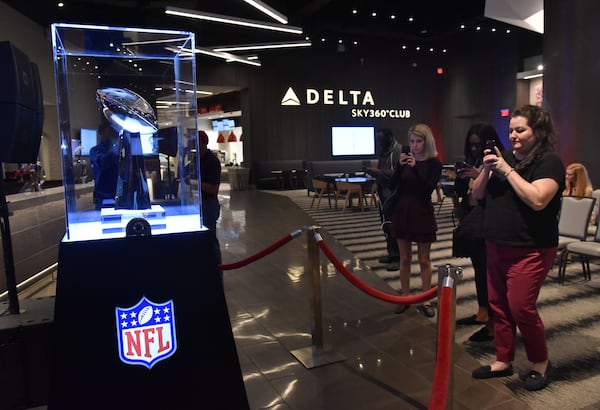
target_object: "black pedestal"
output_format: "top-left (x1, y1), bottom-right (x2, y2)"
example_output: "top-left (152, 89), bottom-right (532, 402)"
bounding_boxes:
top-left (0, 297), bottom-right (54, 410)
top-left (48, 230), bottom-right (248, 409)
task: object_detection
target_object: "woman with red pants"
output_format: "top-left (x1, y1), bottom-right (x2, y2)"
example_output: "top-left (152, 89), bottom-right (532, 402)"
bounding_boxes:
top-left (469, 105), bottom-right (565, 391)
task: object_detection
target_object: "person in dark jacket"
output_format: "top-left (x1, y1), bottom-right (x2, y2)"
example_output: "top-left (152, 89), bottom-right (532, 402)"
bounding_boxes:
top-left (366, 128), bottom-right (402, 270)
top-left (90, 122), bottom-right (119, 210)
top-left (454, 123), bottom-right (505, 343)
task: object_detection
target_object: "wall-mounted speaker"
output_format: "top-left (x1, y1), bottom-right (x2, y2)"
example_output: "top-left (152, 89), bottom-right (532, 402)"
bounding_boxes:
top-left (0, 41), bottom-right (43, 163)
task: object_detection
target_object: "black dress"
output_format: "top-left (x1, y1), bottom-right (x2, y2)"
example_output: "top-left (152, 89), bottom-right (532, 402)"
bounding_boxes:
top-left (390, 158), bottom-right (442, 243)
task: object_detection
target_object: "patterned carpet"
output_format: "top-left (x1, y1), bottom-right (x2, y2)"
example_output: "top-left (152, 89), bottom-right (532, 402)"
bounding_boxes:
top-left (267, 188), bottom-right (600, 410)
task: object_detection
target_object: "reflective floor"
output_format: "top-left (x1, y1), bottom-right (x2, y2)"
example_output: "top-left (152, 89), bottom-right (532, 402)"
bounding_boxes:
top-left (216, 186), bottom-right (529, 410)
top-left (23, 184), bottom-right (531, 409)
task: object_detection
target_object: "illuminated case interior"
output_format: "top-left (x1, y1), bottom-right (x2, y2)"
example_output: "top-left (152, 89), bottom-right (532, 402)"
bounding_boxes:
top-left (51, 23), bottom-right (203, 242)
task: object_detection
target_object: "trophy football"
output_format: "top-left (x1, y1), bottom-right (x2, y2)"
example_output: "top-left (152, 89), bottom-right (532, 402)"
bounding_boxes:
top-left (96, 87), bottom-right (157, 210)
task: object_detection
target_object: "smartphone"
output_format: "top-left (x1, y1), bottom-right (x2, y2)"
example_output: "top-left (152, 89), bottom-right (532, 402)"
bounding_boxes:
top-left (401, 145), bottom-right (411, 155)
top-left (485, 139), bottom-right (496, 153)
top-left (455, 161), bottom-right (470, 172)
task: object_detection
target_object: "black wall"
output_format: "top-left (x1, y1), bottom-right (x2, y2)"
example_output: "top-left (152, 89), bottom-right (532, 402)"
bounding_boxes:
top-left (198, 28), bottom-right (541, 168)
top-left (544, 0), bottom-right (600, 184)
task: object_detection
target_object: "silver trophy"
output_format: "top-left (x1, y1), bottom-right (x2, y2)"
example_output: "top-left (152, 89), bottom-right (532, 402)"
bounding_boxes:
top-left (96, 87), bottom-right (158, 210)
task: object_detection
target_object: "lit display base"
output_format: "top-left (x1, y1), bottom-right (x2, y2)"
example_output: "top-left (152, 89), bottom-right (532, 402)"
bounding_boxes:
top-left (49, 231), bottom-right (249, 409)
top-left (65, 212), bottom-right (204, 242)
top-left (100, 205), bottom-right (167, 234)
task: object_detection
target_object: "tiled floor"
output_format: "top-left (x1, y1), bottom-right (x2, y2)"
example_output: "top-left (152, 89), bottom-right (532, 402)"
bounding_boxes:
top-left (21, 184), bottom-right (531, 409)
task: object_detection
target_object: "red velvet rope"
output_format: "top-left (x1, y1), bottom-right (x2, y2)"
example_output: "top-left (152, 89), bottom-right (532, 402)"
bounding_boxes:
top-left (316, 237), bottom-right (438, 304)
top-left (220, 229), bottom-right (453, 408)
top-left (219, 230), bottom-right (301, 270)
top-left (428, 286), bottom-right (453, 410)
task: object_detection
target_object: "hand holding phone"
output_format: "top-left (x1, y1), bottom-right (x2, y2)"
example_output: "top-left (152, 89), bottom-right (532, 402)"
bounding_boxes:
top-left (484, 139), bottom-right (496, 154)
top-left (400, 145), bottom-right (411, 165)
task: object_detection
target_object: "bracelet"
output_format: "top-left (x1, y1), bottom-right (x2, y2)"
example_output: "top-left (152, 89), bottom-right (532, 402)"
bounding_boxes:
top-left (505, 168), bottom-right (515, 177)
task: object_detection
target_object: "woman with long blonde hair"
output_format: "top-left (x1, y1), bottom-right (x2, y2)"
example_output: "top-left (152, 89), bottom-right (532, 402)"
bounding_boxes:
top-left (563, 163), bottom-right (593, 197)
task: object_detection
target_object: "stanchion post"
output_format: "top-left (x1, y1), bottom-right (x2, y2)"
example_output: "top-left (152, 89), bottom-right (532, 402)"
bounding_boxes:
top-left (307, 225), bottom-right (324, 349)
top-left (290, 226), bottom-right (345, 369)
top-left (436, 264), bottom-right (463, 410)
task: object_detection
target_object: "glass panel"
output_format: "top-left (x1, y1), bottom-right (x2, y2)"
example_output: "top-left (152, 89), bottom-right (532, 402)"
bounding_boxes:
top-left (51, 23), bottom-right (203, 241)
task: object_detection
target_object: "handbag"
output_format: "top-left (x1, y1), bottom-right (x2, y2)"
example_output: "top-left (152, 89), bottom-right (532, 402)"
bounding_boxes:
top-left (452, 204), bottom-right (485, 257)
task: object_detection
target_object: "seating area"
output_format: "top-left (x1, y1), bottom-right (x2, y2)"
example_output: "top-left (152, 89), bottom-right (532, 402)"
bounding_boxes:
top-left (309, 179), bottom-right (333, 210)
top-left (556, 195), bottom-right (596, 284)
top-left (334, 180), bottom-right (368, 212)
top-left (305, 159), bottom-right (377, 194)
top-left (252, 160), bottom-right (306, 190)
top-left (309, 175), bottom-right (377, 212)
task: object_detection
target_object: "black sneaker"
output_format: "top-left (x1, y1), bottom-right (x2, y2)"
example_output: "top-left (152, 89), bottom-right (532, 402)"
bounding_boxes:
top-left (417, 304), bottom-right (435, 318)
top-left (378, 255), bottom-right (392, 263)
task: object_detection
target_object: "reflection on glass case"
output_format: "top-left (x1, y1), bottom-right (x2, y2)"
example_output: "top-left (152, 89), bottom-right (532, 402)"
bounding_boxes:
top-left (51, 23), bottom-right (203, 242)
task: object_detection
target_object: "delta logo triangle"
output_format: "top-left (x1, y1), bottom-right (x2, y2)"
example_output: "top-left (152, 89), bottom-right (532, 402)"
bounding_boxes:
top-left (281, 87), bottom-right (301, 106)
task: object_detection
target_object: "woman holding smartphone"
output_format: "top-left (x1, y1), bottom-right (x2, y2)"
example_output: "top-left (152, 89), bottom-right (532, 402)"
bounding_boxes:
top-left (387, 124), bottom-right (442, 317)
top-left (470, 105), bottom-right (564, 391)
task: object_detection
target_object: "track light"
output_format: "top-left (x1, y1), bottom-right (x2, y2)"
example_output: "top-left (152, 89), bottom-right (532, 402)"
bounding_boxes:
top-left (165, 6), bottom-right (302, 34)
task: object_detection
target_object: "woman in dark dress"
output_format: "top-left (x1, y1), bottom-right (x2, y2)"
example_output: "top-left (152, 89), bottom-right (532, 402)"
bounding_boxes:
top-left (389, 124), bottom-right (442, 317)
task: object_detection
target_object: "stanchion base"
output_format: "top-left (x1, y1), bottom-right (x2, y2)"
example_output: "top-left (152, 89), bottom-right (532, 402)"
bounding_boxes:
top-left (290, 346), bottom-right (345, 369)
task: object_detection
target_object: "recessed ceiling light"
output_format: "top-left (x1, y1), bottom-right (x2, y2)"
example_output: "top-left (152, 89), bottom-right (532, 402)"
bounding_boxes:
top-left (476, 26), bottom-right (481, 31)
top-left (491, 28), bottom-right (496, 32)
top-left (371, 11), bottom-right (377, 17)
top-left (57, 2), bottom-right (64, 7)
top-left (460, 24), bottom-right (465, 29)
top-left (408, 16), bottom-right (414, 22)
top-left (390, 14), bottom-right (396, 20)
top-left (506, 29), bottom-right (511, 33)
top-left (352, 9), bottom-right (358, 15)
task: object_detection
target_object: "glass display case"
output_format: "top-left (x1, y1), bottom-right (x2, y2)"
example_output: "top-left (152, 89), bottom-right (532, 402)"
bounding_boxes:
top-left (51, 23), bottom-right (203, 241)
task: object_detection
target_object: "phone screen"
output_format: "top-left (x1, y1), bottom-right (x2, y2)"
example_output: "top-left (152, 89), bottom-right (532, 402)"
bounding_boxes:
top-left (401, 146), bottom-right (411, 154)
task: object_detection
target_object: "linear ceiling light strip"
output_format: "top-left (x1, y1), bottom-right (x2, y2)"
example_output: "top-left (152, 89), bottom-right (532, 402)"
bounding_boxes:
top-left (213, 41), bottom-right (312, 52)
top-left (165, 6), bottom-right (302, 34)
top-left (192, 48), bottom-right (262, 67)
top-left (165, 46), bottom-right (261, 66)
top-left (243, 0), bottom-right (288, 24)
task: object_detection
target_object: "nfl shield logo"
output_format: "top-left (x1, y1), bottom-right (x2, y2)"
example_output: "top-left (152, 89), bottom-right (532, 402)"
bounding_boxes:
top-left (115, 296), bottom-right (177, 369)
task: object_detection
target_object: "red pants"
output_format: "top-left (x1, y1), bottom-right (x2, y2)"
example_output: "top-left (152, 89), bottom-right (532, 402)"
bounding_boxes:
top-left (486, 242), bottom-right (556, 363)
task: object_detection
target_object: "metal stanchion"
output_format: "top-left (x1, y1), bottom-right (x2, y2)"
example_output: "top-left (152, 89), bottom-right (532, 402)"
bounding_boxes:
top-left (290, 226), bottom-right (345, 368)
top-left (436, 264), bottom-right (463, 410)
